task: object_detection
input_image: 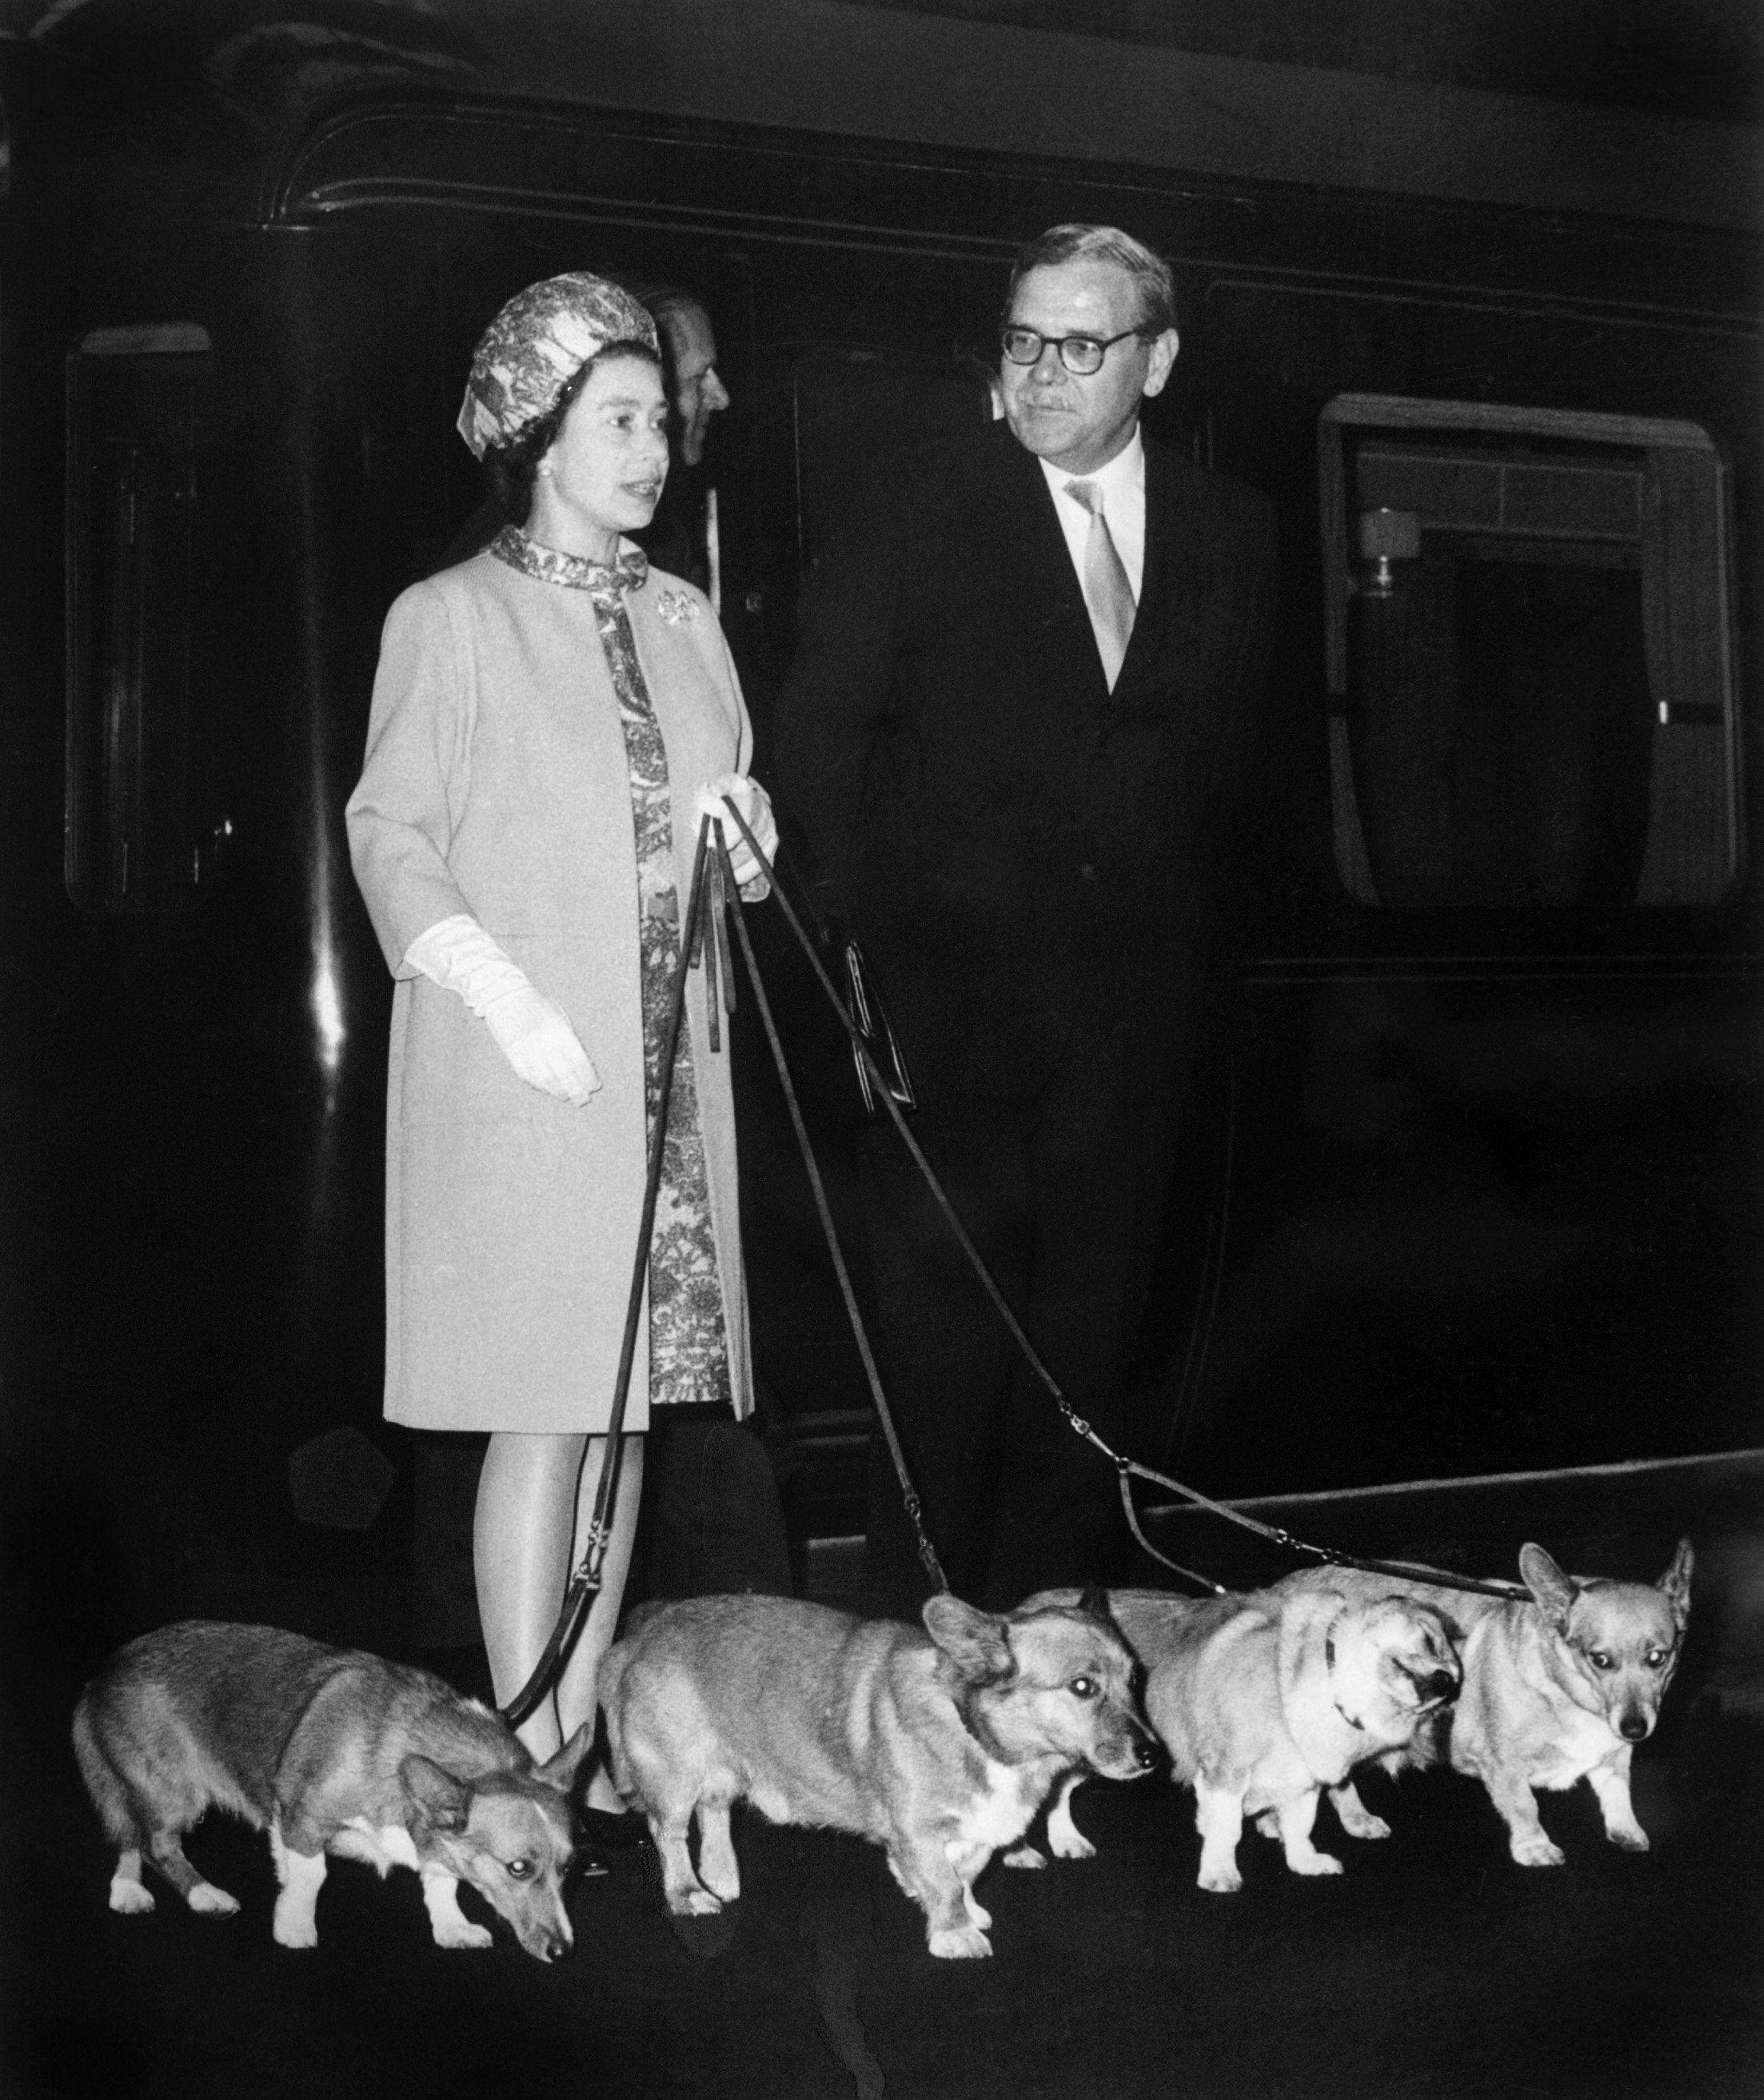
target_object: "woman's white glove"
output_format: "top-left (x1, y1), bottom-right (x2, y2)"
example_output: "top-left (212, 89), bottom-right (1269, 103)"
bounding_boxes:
top-left (694, 774), bottom-right (776, 898)
top-left (405, 915), bottom-right (600, 1106)
top-left (480, 981), bottom-right (601, 1105)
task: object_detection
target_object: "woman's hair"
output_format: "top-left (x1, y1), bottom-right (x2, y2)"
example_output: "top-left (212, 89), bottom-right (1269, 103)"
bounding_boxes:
top-left (1002, 224), bottom-right (1178, 337)
top-left (481, 338), bottom-right (663, 524)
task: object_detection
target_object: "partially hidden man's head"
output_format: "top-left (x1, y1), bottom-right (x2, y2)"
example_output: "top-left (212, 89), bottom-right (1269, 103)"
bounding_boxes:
top-left (998, 225), bottom-right (1179, 477)
top-left (640, 288), bottom-right (732, 468)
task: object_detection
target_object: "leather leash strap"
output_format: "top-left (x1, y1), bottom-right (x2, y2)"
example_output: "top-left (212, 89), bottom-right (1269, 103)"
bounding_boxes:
top-left (501, 817), bottom-right (724, 1728)
top-left (716, 801), bottom-right (1529, 1607)
top-left (716, 835), bottom-right (947, 1593)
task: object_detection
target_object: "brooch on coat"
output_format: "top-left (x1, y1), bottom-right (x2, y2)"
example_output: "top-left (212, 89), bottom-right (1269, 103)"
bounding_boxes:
top-left (655, 589), bottom-right (700, 625)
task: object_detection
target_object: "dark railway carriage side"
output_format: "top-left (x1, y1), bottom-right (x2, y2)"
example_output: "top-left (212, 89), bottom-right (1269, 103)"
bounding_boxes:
top-left (3, 63), bottom-right (1759, 1623)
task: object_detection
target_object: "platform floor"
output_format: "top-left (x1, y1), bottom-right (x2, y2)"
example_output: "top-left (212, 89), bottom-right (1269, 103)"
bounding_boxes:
top-left (4, 1454), bottom-right (1761, 2098)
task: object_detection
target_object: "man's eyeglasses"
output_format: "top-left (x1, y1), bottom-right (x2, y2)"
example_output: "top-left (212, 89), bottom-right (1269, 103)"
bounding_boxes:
top-left (999, 325), bottom-right (1142, 376)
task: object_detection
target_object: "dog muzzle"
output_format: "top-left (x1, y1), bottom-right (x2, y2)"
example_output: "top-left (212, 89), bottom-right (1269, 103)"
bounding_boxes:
top-left (1401, 1665), bottom-right (1462, 1711)
top-left (1092, 1721), bottom-right (1159, 1778)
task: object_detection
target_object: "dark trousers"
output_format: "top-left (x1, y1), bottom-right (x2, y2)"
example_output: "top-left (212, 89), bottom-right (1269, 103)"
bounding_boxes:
top-left (631, 1407), bottom-right (794, 1606)
top-left (856, 1024), bottom-right (1180, 1620)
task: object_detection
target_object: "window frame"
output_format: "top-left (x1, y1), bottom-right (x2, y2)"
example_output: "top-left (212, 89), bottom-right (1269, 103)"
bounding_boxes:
top-left (1318, 392), bottom-right (1741, 909)
top-left (65, 322), bottom-right (216, 914)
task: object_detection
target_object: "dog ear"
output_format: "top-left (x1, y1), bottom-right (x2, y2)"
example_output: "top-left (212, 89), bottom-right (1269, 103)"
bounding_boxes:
top-left (401, 1753), bottom-right (472, 1831)
top-left (1518, 1543), bottom-right (1576, 1631)
top-left (1075, 1581), bottom-right (1115, 1626)
top-left (923, 1593), bottom-right (1013, 1682)
top-left (537, 1720), bottom-right (596, 1795)
top-left (1660, 1538), bottom-right (1694, 1626)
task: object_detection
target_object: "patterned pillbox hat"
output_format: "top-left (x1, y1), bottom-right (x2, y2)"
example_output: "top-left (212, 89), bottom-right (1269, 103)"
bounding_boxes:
top-left (456, 272), bottom-right (660, 459)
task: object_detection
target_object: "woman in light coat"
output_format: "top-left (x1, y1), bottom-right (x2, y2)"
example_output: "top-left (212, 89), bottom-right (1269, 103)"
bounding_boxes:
top-left (347, 273), bottom-right (775, 1779)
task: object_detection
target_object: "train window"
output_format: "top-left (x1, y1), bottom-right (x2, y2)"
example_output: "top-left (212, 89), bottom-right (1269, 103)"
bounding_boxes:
top-left (1319, 394), bottom-right (1739, 908)
top-left (792, 347), bottom-right (996, 574)
top-left (66, 324), bottom-right (214, 912)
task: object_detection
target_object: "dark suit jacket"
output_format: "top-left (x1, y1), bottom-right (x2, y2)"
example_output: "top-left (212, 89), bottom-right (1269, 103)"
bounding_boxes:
top-left (774, 418), bottom-right (1277, 1100)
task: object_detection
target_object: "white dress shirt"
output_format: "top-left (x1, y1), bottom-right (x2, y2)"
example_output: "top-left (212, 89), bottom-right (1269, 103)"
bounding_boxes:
top-left (1040, 426), bottom-right (1147, 605)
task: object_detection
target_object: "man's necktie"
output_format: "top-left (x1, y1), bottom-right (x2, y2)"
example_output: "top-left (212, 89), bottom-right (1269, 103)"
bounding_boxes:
top-left (1064, 479), bottom-right (1136, 690)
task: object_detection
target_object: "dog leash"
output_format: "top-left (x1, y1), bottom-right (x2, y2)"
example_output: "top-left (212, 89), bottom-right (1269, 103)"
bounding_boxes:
top-left (501, 818), bottom-right (730, 1729)
top-left (715, 833), bottom-right (947, 1595)
top-left (714, 802), bottom-right (1530, 1607)
top-left (1107, 1465), bottom-right (1528, 1601)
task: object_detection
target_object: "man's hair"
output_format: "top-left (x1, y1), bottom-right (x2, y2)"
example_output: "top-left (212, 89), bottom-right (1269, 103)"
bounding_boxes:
top-left (1004, 225), bottom-right (1177, 337)
top-left (621, 282), bottom-right (710, 373)
top-left (619, 283), bottom-right (712, 409)
top-left (626, 283), bottom-right (706, 330)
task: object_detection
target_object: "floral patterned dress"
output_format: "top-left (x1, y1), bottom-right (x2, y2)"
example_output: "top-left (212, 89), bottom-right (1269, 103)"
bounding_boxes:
top-left (490, 525), bottom-right (731, 1411)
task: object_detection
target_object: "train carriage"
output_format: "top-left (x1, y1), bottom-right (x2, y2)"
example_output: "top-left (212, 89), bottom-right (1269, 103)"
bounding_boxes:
top-left (6, 6), bottom-right (1758, 1574)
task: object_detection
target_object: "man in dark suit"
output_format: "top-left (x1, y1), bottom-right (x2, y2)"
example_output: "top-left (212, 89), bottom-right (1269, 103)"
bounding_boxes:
top-left (773, 224), bottom-right (1276, 1617)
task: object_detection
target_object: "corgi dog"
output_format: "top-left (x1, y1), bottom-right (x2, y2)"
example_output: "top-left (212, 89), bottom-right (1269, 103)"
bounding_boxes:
top-left (1274, 1540), bottom-right (1694, 1866)
top-left (73, 1620), bottom-right (589, 1958)
top-left (1023, 1583), bottom-right (1460, 1891)
top-left (598, 1587), bottom-right (1155, 1958)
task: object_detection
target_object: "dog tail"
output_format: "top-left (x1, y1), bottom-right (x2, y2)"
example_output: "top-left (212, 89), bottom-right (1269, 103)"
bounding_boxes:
top-left (72, 1687), bottom-right (146, 1850)
top-left (594, 1639), bottom-right (637, 1803)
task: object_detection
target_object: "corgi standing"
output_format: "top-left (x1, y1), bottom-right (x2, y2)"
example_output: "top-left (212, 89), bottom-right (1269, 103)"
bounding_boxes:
top-left (1022, 1582), bottom-right (1462, 1890)
top-left (600, 1587), bottom-right (1155, 1958)
top-left (74, 1620), bottom-right (589, 1958)
top-left (1443, 1539), bottom-right (1694, 1865)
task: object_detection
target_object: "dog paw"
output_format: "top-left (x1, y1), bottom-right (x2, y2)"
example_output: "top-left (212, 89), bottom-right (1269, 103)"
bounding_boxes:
top-left (1287, 1852), bottom-right (1344, 1878)
top-left (1048, 1828), bottom-right (1096, 1862)
top-left (1197, 1866), bottom-right (1243, 1894)
top-left (1003, 1844), bottom-right (1047, 1870)
top-left (1253, 1811), bottom-right (1279, 1839)
top-left (108, 1879), bottom-right (155, 1915)
top-left (928, 1925), bottom-right (992, 1960)
top-left (1511, 1835), bottom-right (1566, 1868)
top-left (1606, 1827), bottom-right (1650, 1854)
top-left (1333, 1799), bottom-right (1391, 1840)
top-left (186, 1882), bottom-right (241, 1917)
top-left (668, 1887), bottom-right (724, 1918)
top-left (432, 1919), bottom-right (494, 1950)
top-left (272, 1914), bottom-right (319, 1950)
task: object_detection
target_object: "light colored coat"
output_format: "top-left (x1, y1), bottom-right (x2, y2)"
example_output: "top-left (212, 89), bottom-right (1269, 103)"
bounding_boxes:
top-left (346, 549), bottom-right (754, 1433)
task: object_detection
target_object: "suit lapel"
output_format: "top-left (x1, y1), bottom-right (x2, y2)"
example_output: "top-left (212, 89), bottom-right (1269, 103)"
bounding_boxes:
top-left (1111, 434), bottom-right (1191, 711)
top-left (990, 432), bottom-right (1104, 701)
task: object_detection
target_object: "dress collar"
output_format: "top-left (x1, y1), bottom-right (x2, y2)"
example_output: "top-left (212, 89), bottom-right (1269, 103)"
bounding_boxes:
top-left (490, 524), bottom-right (649, 599)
